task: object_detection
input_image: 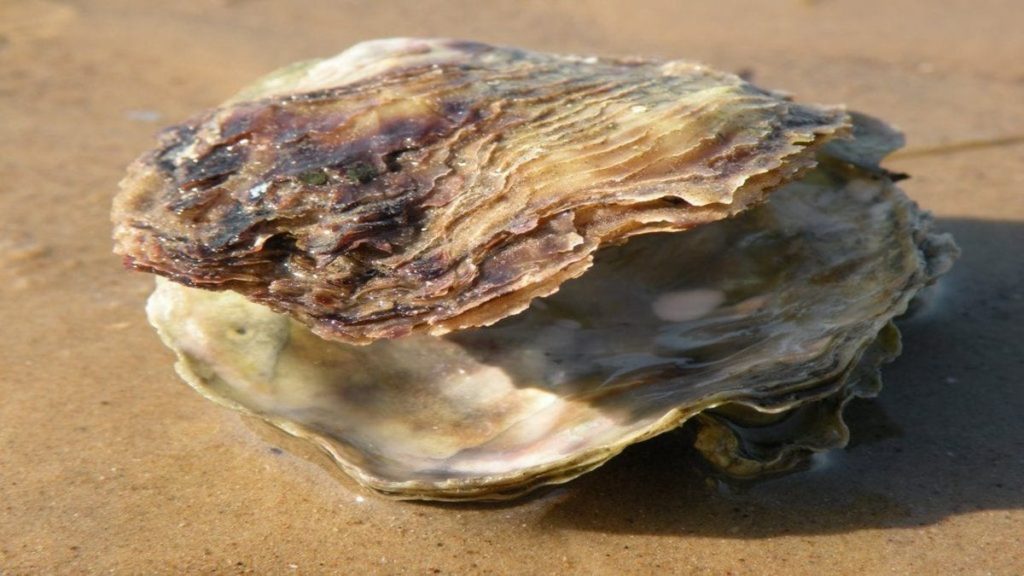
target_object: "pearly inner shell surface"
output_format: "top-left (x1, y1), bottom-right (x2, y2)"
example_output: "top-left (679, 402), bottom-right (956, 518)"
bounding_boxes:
top-left (146, 157), bottom-right (955, 500)
top-left (114, 38), bottom-right (849, 344)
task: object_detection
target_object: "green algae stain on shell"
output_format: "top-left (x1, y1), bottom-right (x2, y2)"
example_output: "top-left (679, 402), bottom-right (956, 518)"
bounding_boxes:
top-left (113, 38), bottom-right (849, 344)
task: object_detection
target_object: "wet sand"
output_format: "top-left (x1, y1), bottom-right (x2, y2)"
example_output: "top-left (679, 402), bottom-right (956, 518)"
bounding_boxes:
top-left (2, 0), bottom-right (1023, 573)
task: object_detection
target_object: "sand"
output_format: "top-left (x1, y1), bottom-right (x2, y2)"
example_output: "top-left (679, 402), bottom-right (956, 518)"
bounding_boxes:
top-left (1, 0), bottom-right (1022, 574)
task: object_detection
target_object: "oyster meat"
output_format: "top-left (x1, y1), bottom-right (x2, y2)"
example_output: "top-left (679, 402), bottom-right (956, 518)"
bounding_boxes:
top-left (113, 38), bottom-right (957, 500)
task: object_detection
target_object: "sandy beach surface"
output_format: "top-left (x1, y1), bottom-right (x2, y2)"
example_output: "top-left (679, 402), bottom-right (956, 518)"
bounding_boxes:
top-left (2, 0), bottom-right (1023, 573)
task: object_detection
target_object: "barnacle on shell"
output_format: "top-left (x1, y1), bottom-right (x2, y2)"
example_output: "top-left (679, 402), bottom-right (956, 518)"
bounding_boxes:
top-left (114, 39), bottom-right (957, 500)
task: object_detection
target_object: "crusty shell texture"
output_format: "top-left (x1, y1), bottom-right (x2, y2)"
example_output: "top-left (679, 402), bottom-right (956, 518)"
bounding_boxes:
top-left (113, 38), bottom-right (848, 343)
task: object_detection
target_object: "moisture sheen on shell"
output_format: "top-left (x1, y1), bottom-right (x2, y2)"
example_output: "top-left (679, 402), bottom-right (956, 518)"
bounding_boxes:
top-left (113, 38), bottom-right (849, 343)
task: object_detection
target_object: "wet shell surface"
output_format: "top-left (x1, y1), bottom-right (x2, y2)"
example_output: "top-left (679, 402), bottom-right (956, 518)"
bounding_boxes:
top-left (117, 39), bottom-right (958, 500)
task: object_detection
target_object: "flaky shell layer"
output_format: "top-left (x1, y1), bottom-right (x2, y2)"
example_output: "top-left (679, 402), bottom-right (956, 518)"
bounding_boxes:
top-left (114, 38), bottom-right (848, 343)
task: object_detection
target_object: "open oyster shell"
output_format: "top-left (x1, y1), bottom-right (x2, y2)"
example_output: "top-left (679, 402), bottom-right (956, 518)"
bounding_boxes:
top-left (116, 39), bottom-right (958, 500)
top-left (113, 38), bottom-right (848, 343)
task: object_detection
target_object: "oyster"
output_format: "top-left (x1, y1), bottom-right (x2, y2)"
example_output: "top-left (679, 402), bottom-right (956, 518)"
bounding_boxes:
top-left (114, 39), bottom-right (957, 500)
